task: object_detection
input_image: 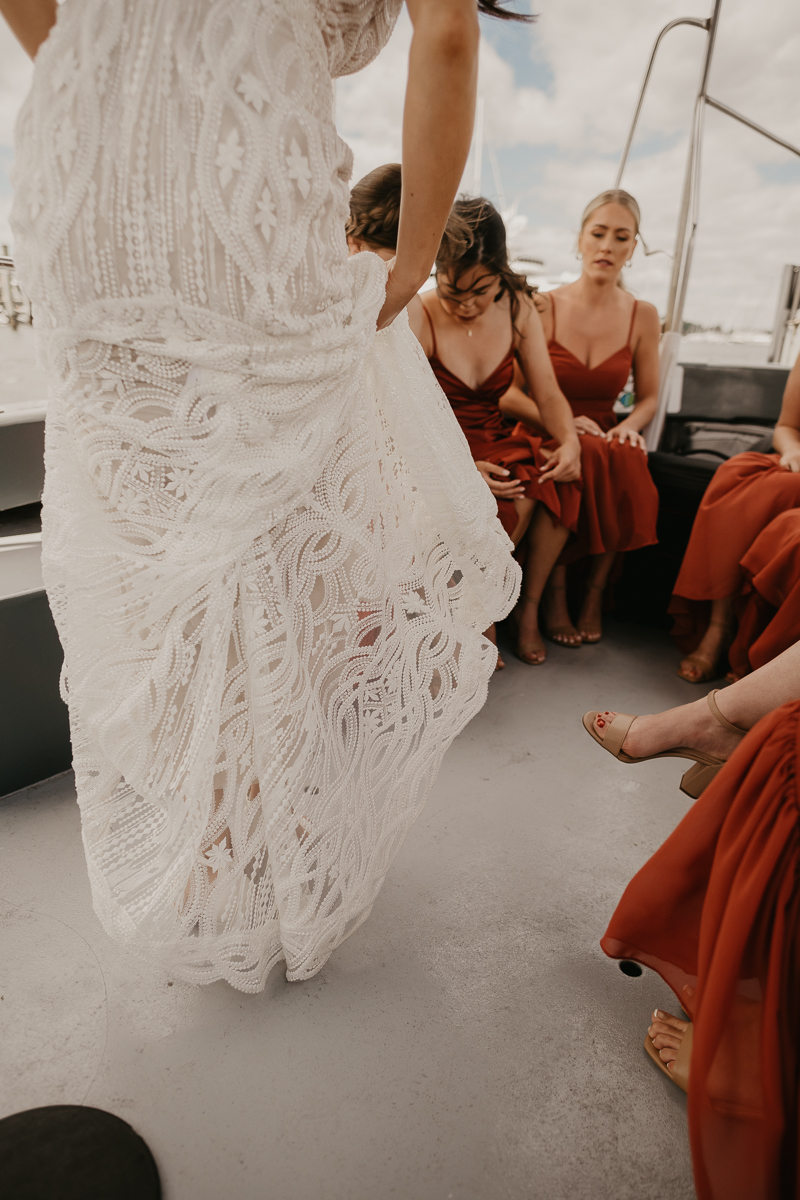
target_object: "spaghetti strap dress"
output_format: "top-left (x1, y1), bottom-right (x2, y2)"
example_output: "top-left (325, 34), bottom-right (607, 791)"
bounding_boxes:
top-left (543, 295), bottom-right (659, 563)
top-left (726, 508), bottom-right (800, 679)
top-left (602, 699), bottom-right (800, 1200)
top-left (424, 308), bottom-right (581, 542)
top-left (670, 452), bottom-right (800, 661)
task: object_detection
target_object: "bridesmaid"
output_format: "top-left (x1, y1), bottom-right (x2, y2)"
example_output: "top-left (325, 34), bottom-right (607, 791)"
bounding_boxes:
top-left (727, 509), bottom-right (800, 681)
top-left (501, 189), bottom-right (660, 644)
top-left (410, 196), bottom-right (584, 664)
top-left (671, 352), bottom-right (800, 682)
top-left (348, 175), bottom-right (583, 663)
top-left (586, 642), bottom-right (800, 1200)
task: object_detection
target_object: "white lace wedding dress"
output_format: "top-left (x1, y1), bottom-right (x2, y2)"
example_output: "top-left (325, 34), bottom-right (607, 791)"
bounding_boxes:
top-left (11, 0), bottom-right (520, 991)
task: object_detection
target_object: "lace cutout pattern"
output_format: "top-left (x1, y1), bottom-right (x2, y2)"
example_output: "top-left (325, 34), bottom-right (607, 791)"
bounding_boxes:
top-left (11, 0), bottom-right (519, 991)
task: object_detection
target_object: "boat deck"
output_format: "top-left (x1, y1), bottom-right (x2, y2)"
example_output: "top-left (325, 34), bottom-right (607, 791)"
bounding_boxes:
top-left (1, 620), bottom-right (700, 1199)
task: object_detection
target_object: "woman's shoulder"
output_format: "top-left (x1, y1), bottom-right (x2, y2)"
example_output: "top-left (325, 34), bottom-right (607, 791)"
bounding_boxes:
top-left (631, 297), bottom-right (660, 332)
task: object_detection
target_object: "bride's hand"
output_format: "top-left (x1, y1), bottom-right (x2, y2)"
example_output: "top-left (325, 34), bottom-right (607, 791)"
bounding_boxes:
top-left (376, 264), bottom-right (425, 331)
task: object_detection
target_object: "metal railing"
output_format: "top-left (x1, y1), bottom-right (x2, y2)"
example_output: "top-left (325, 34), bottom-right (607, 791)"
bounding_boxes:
top-left (615, 0), bottom-right (800, 449)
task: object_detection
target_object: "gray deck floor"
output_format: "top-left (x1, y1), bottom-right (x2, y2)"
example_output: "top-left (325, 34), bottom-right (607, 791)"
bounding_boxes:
top-left (0, 621), bottom-right (701, 1199)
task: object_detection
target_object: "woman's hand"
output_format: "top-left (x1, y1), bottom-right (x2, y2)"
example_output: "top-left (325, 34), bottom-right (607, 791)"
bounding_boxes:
top-left (574, 415), bottom-right (604, 437)
top-left (475, 461), bottom-right (527, 499)
top-left (538, 437), bottom-right (582, 484)
top-left (779, 446), bottom-right (800, 472)
top-left (377, 263), bottom-right (423, 330)
top-left (607, 422), bottom-right (648, 452)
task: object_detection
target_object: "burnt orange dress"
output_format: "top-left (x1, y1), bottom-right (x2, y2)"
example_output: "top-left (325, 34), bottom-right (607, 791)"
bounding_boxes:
top-left (602, 700), bottom-right (800, 1200)
top-left (728, 509), bottom-right (800, 679)
top-left (424, 310), bottom-right (581, 542)
top-left (544, 295), bottom-right (659, 563)
top-left (671, 453), bottom-right (800, 656)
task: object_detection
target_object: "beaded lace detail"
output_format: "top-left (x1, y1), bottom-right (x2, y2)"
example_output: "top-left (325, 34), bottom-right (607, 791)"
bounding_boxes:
top-left (11, 0), bottom-right (520, 991)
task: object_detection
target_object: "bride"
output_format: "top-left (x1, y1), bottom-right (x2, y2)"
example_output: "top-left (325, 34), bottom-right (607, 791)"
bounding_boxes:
top-left (2, 0), bottom-right (524, 992)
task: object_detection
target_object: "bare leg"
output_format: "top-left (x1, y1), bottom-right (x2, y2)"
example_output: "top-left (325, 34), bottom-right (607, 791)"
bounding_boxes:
top-left (516, 508), bottom-right (571, 664)
top-left (541, 563), bottom-right (582, 647)
top-left (509, 497), bottom-right (536, 548)
top-left (577, 550), bottom-right (616, 643)
top-left (678, 594), bottom-right (736, 683)
top-left (592, 639), bottom-right (800, 758)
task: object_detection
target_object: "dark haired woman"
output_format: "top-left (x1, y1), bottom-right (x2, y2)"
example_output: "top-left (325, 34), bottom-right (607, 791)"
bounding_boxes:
top-left (2, 0), bottom-right (529, 991)
top-left (502, 189), bottom-right (660, 643)
top-left (409, 197), bottom-right (583, 665)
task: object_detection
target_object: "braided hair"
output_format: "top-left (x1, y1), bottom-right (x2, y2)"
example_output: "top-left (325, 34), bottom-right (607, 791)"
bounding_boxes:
top-left (346, 163), bottom-right (403, 252)
top-left (347, 164), bottom-right (473, 261)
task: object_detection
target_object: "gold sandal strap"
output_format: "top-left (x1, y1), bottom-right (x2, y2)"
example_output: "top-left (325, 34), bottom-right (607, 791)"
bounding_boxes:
top-left (707, 689), bottom-right (748, 737)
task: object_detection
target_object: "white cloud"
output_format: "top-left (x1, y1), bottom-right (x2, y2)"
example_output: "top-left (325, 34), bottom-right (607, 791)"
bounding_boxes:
top-left (1, 3), bottom-right (797, 328)
top-left (337, 0), bottom-right (800, 329)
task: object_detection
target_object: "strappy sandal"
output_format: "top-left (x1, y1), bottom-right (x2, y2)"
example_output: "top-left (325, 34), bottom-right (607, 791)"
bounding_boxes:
top-left (577, 581), bottom-right (604, 644)
top-left (677, 620), bottom-right (735, 683)
top-left (582, 688), bottom-right (748, 799)
top-left (645, 1019), bottom-right (692, 1093)
top-left (541, 584), bottom-right (582, 648)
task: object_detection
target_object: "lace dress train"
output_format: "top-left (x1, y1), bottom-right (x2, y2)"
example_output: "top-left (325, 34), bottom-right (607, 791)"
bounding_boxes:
top-left (11, 0), bottom-right (520, 990)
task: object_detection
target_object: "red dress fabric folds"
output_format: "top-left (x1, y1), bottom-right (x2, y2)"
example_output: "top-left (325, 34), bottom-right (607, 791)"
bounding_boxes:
top-left (601, 700), bottom-right (800, 1200)
top-left (426, 327), bottom-right (581, 542)
top-left (542, 297), bottom-right (659, 563)
top-left (728, 510), bottom-right (800, 680)
top-left (671, 453), bottom-right (800, 654)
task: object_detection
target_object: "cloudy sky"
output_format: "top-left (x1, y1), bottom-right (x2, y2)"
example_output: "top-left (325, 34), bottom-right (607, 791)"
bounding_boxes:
top-left (2, 0), bottom-right (798, 329)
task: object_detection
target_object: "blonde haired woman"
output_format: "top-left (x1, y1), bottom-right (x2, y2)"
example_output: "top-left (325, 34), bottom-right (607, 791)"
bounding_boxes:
top-left (501, 189), bottom-right (660, 644)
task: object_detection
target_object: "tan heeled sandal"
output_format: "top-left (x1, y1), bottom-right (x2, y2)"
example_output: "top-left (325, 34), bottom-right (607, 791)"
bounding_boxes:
top-left (645, 1019), bottom-right (692, 1093)
top-left (677, 619), bottom-right (735, 683)
top-left (582, 688), bottom-right (748, 799)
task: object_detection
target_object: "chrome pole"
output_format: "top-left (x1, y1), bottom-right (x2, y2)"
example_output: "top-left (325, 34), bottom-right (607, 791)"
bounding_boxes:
top-left (614, 16), bottom-right (710, 190)
top-left (664, 0), bottom-right (723, 333)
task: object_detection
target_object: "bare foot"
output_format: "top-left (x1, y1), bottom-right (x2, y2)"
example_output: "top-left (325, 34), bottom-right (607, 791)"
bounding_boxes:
top-left (592, 695), bottom-right (745, 761)
top-left (541, 583), bottom-right (581, 647)
top-left (515, 595), bottom-right (546, 664)
top-left (678, 620), bottom-right (734, 683)
top-left (648, 1009), bottom-right (690, 1074)
top-left (577, 582), bottom-right (604, 643)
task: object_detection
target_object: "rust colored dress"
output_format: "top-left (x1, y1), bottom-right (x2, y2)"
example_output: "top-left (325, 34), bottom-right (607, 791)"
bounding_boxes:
top-left (728, 509), bottom-right (800, 679)
top-left (424, 310), bottom-right (581, 542)
top-left (544, 295), bottom-right (659, 563)
top-left (671, 453), bottom-right (800, 655)
top-left (601, 699), bottom-right (800, 1200)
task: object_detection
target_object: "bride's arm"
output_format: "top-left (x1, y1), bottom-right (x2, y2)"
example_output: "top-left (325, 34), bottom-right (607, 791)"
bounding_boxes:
top-left (377, 0), bottom-right (479, 329)
top-left (0, 0), bottom-right (57, 59)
